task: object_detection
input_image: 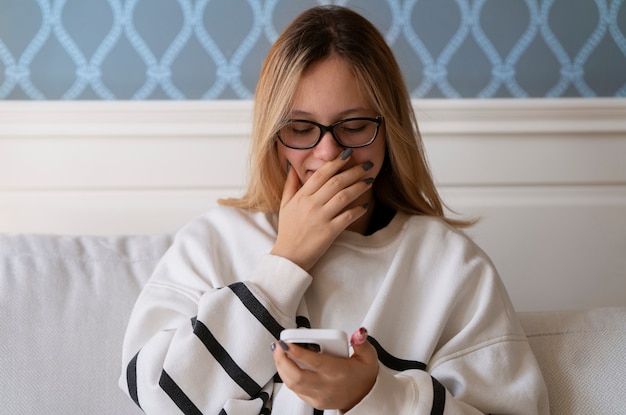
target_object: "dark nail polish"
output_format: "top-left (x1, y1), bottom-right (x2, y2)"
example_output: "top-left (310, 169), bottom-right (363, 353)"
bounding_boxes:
top-left (270, 342), bottom-right (276, 352)
top-left (363, 203), bottom-right (370, 210)
top-left (286, 161), bottom-right (291, 173)
top-left (364, 177), bottom-right (374, 185)
top-left (278, 340), bottom-right (290, 351)
top-left (362, 161), bottom-right (374, 171)
top-left (341, 148), bottom-right (353, 160)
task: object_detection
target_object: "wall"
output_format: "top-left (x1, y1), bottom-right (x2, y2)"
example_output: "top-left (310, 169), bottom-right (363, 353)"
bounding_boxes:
top-left (1, 98), bottom-right (625, 312)
top-left (1, 0), bottom-right (625, 99)
top-left (1, 1), bottom-right (625, 312)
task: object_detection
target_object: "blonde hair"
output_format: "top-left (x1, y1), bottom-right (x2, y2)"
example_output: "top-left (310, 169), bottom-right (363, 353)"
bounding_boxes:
top-left (220, 5), bottom-right (474, 228)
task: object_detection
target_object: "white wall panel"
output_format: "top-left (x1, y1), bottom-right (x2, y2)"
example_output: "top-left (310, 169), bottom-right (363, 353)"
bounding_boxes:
top-left (1, 99), bottom-right (625, 311)
top-left (442, 185), bottom-right (626, 311)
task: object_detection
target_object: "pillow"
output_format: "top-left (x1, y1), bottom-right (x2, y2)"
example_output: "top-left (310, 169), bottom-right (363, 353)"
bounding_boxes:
top-left (519, 307), bottom-right (626, 415)
top-left (0, 233), bottom-right (172, 414)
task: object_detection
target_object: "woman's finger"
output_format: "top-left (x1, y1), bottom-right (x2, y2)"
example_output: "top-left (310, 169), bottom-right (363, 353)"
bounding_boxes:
top-left (297, 148), bottom-right (353, 197)
top-left (280, 162), bottom-right (301, 209)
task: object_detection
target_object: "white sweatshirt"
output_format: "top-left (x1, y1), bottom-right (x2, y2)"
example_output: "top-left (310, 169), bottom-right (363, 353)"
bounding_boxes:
top-left (120, 206), bottom-right (549, 414)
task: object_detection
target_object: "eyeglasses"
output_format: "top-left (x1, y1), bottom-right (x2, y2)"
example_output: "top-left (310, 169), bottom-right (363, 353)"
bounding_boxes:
top-left (276, 116), bottom-right (383, 150)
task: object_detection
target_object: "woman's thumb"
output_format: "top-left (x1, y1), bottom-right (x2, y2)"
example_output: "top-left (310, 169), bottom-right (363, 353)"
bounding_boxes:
top-left (350, 327), bottom-right (377, 361)
top-left (350, 327), bottom-right (369, 347)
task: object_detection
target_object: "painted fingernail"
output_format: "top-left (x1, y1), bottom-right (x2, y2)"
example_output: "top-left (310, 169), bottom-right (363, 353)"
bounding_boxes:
top-left (364, 177), bottom-right (374, 185)
top-left (341, 148), bottom-right (353, 160)
top-left (363, 203), bottom-right (369, 210)
top-left (350, 327), bottom-right (369, 347)
top-left (278, 340), bottom-right (290, 351)
top-left (286, 161), bottom-right (291, 173)
top-left (362, 161), bottom-right (374, 171)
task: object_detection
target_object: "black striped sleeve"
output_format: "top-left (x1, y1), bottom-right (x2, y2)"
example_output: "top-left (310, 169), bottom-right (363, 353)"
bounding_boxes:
top-left (217, 391), bottom-right (271, 415)
top-left (257, 391), bottom-right (271, 411)
top-left (430, 376), bottom-right (446, 415)
top-left (365, 335), bottom-right (447, 413)
top-left (228, 282), bottom-right (285, 339)
top-left (191, 317), bottom-right (263, 397)
top-left (160, 370), bottom-right (203, 415)
top-left (273, 372), bottom-right (282, 384)
top-left (296, 315), bottom-right (311, 328)
top-left (259, 391), bottom-right (270, 403)
top-left (126, 350), bottom-right (141, 409)
top-left (367, 335), bottom-right (427, 371)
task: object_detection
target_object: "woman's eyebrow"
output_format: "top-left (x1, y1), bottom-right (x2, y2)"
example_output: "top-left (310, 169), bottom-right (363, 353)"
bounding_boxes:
top-left (287, 108), bottom-right (371, 119)
top-left (287, 110), bottom-right (314, 118)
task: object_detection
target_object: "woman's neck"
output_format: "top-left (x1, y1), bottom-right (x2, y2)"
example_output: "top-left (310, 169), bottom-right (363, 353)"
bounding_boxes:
top-left (346, 194), bottom-right (396, 236)
top-left (347, 197), bottom-right (376, 235)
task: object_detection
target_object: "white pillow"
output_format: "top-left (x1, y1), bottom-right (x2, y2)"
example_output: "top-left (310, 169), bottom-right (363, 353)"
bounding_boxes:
top-left (519, 307), bottom-right (626, 415)
top-left (0, 233), bottom-right (172, 414)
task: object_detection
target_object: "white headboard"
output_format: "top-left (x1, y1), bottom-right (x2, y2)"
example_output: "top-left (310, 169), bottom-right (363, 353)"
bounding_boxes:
top-left (1, 98), bottom-right (625, 312)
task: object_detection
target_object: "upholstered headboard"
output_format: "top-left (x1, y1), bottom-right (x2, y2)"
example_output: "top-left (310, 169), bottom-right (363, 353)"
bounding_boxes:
top-left (1, 98), bottom-right (625, 312)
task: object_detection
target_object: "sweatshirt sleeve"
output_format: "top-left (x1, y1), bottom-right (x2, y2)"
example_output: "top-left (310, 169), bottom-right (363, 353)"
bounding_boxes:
top-left (119, 213), bottom-right (311, 414)
top-left (346, 339), bottom-right (547, 415)
top-left (346, 223), bottom-right (549, 415)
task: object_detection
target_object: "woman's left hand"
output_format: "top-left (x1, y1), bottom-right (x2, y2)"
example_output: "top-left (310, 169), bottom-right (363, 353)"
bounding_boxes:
top-left (271, 328), bottom-right (379, 412)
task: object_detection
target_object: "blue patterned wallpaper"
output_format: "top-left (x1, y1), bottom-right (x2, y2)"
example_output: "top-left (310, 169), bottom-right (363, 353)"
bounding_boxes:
top-left (1, 0), bottom-right (625, 100)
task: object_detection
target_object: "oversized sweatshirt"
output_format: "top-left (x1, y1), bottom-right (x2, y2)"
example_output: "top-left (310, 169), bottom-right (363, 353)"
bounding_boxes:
top-left (120, 206), bottom-right (549, 414)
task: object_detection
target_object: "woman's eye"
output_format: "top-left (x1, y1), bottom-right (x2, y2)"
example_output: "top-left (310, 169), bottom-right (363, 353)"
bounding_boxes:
top-left (340, 123), bottom-right (366, 134)
top-left (293, 126), bottom-right (314, 135)
top-left (285, 122), bottom-right (316, 136)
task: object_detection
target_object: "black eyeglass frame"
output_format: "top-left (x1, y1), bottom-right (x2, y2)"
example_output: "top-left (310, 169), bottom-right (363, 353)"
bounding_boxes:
top-left (276, 116), bottom-right (384, 150)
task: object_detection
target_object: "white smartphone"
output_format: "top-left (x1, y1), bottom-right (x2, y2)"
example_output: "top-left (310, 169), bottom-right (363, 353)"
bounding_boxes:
top-left (280, 328), bottom-right (349, 358)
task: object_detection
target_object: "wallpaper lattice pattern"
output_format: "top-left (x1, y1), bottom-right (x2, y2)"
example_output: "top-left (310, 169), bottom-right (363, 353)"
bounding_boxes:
top-left (1, 0), bottom-right (625, 100)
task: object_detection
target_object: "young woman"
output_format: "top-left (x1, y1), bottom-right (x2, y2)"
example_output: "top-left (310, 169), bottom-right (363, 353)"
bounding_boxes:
top-left (120, 6), bottom-right (548, 414)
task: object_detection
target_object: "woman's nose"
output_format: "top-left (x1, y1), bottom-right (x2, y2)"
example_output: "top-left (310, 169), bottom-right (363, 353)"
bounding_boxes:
top-left (313, 131), bottom-right (344, 161)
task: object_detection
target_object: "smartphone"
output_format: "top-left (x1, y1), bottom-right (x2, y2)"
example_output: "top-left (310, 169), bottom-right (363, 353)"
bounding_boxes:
top-left (280, 328), bottom-right (349, 358)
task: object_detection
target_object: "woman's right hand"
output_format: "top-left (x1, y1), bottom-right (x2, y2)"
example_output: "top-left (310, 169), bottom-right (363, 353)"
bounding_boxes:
top-left (270, 150), bottom-right (373, 271)
top-left (272, 327), bottom-right (379, 411)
